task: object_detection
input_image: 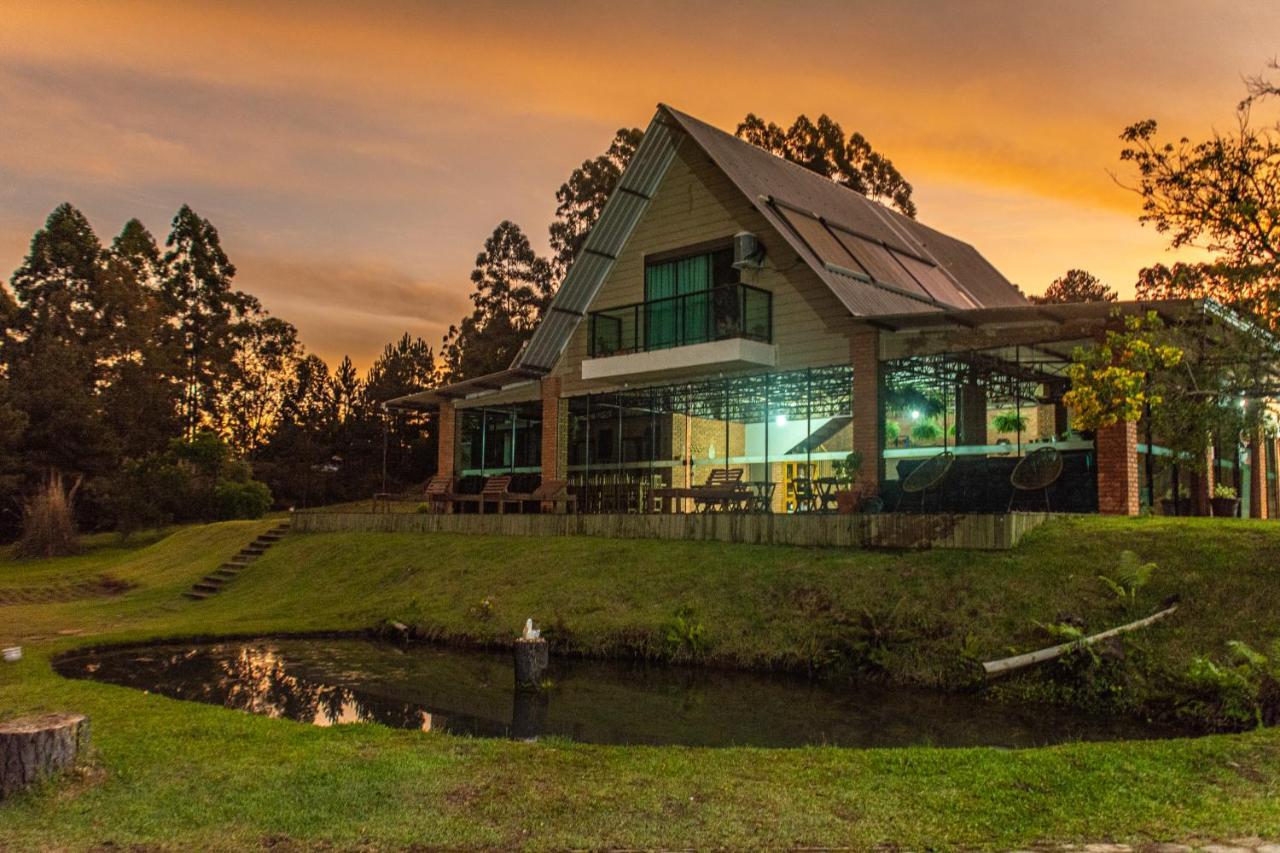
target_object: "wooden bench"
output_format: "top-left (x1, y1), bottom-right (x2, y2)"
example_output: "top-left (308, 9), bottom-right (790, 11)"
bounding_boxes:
top-left (692, 469), bottom-right (750, 512)
top-left (448, 476), bottom-right (520, 514)
top-left (525, 480), bottom-right (577, 514)
top-left (373, 475), bottom-right (456, 513)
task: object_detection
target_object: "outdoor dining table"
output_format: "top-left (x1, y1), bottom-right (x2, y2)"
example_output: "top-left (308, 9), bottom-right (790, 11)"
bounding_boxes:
top-left (649, 481), bottom-right (776, 513)
top-left (813, 477), bottom-right (843, 512)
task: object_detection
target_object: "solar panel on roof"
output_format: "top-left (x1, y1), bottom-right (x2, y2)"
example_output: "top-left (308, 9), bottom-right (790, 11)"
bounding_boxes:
top-left (828, 230), bottom-right (934, 302)
top-left (890, 251), bottom-right (976, 309)
top-left (773, 207), bottom-right (862, 272)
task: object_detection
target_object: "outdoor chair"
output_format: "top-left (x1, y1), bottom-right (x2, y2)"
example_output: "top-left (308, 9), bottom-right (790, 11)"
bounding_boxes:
top-left (526, 479), bottom-right (577, 514)
top-left (750, 481), bottom-right (777, 513)
top-left (451, 476), bottom-right (520, 514)
top-left (1007, 446), bottom-right (1063, 512)
top-left (791, 477), bottom-right (821, 513)
top-left (422, 475), bottom-right (456, 513)
top-left (896, 451), bottom-right (955, 513)
top-left (691, 468), bottom-right (749, 512)
top-left (372, 474), bottom-right (456, 513)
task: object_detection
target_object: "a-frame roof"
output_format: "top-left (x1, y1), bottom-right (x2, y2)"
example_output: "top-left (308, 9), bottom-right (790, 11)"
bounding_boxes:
top-left (514, 103), bottom-right (1025, 374)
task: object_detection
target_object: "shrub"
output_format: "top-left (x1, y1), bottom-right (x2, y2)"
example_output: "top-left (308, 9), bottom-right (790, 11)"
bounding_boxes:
top-left (1098, 550), bottom-right (1157, 613)
top-left (214, 479), bottom-right (273, 520)
top-left (663, 607), bottom-right (708, 659)
top-left (992, 411), bottom-right (1028, 433)
top-left (15, 472), bottom-right (81, 559)
top-left (1213, 483), bottom-right (1238, 500)
top-left (1181, 640), bottom-right (1280, 730)
top-left (910, 419), bottom-right (942, 443)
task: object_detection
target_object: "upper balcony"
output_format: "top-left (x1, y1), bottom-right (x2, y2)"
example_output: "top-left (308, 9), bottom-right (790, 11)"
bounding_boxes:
top-left (582, 283), bottom-right (774, 380)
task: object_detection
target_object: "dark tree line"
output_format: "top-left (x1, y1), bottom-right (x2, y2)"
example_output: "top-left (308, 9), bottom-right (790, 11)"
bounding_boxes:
top-left (1122, 62), bottom-right (1280, 329)
top-left (441, 114), bottom-right (916, 383)
top-left (0, 110), bottom-right (919, 539)
top-left (0, 203), bottom-right (439, 537)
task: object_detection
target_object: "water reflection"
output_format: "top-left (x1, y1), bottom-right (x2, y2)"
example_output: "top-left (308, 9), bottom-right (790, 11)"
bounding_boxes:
top-left (55, 638), bottom-right (1181, 749)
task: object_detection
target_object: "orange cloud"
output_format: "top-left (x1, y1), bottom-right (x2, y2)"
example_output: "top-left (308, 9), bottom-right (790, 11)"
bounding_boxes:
top-left (2, 0), bottom-right (1275, 362)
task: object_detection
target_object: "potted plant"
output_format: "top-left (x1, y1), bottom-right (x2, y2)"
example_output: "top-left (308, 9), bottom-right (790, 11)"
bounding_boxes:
top-left (884, 419), bottom-right (901, 447)
top-left (992, 411), bottom-right (1028, 435)
top-left (909, 419), bottom-right (943, 445)
top-left (1159, 488), bottom-right (1192, 516)
top-left (831, 451), bottom-right (864, 514)
top-left (1210, 483), bottom-right (1239, 518)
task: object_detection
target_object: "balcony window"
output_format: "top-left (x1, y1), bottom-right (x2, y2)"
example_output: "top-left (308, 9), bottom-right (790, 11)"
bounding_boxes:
top-left (589, 246), bottom-right (771, 357)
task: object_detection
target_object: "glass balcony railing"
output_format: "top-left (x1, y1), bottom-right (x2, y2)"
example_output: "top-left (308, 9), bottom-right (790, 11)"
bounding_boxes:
top-left (588, 283), bottom-right (772, 357)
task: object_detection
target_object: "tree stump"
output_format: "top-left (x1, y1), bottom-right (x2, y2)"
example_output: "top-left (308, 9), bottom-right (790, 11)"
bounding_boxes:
top-left (0, 713), bottom-right (89, 798)
top-left (513, 638), bottom-right (548, 691)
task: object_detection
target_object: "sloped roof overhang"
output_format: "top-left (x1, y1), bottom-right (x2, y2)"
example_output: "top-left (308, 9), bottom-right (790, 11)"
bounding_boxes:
top-left (383, 366), bottom-right (547, 412)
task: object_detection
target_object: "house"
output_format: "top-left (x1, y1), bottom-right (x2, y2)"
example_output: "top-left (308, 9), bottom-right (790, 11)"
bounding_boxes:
top-left (389, 104), bottom-right (1274, 518)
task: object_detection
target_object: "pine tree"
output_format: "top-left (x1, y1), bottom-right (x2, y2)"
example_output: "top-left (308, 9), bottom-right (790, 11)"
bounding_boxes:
top-left (4, 205), bottom-right (119, 479)
top-left (98, 224), bottom-right (183, 459)
top-left (549, 128), bottom-right (643, 279)
top-left (219, 316), bottom-right (302, 454)
top-left (8, 203), bottom-right (105, 344)
top-left (736, 114), bottom-right (917, 218)
top-left (440, 221), bottom-right (552, 380)
top-left (161, 205), bottom-right (258, 437)
top-left (331, 355), bottom-right (363, 424)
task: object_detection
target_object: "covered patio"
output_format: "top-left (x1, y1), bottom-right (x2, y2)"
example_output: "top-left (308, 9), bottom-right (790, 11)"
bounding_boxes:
top-left (385, 298), bottom-right (1277, 520)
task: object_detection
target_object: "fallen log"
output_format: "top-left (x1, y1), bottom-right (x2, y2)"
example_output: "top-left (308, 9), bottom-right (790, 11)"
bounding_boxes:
top-left (0, 713), bottom-right (90, 798)
top-left (982, 605), bottom-right (1179, 678)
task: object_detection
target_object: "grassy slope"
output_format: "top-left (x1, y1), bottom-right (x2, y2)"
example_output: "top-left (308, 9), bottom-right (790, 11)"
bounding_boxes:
top-left (1, 517), bottom-right (1278, 849)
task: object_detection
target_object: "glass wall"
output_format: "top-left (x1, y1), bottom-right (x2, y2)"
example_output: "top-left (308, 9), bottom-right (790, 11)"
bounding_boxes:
top-left (881, 348), bottom-right (1097, 513)
top-left (565, 366), bottom-right (854, 513)
top-left (458, 402), bottom-right (543, 478)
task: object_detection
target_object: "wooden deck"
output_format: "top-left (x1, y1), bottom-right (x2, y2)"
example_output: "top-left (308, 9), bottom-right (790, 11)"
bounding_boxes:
top-left (291, 510), bottom-right (1055, 550)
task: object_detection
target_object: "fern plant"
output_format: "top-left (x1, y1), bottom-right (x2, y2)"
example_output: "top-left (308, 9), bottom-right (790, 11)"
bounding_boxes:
top-left (1183, 640), bottom-right (1280, 729)
top-left (663, 607), bottom-right (708, 659)
top-left (992, 411), bottom-right (1028, 434)
top-left (1098, 550), bottom-right (1156, 612)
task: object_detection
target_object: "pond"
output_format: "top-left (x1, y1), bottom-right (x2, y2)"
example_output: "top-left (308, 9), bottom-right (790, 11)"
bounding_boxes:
top-left (55, 637), bottom-right (1179, 749)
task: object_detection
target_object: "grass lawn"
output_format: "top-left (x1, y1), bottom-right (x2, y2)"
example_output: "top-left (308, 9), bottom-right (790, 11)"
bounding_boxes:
top-left (1, 516), bottom-right (1279, 849)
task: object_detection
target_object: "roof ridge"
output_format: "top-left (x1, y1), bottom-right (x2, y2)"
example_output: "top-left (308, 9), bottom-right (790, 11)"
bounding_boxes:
top-left (659, 103), bottom-right (920, 228)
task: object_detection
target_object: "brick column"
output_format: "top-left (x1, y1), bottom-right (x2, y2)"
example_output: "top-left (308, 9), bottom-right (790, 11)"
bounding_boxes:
top-left (1096, 419), bottom-right (1139, 515)
top-left (850, 330), bottom-right (882, 497)
top-left (1250, 428), bottom-right (1268, 519)
top-left (1191, 444), bottom-right (1215, 516)
top-left (956, 376), bottom-right (987, 446)
top-left (436, 400), bottom-right (457, 479)
top-left (540, 376), bottom-right (562, 481)
top-left (1054, 401), bottom-right (1070, 439)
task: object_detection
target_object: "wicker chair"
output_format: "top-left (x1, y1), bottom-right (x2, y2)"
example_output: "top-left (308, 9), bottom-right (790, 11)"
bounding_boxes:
top-left (1008, 446), bottom-right (1063, 511)
top-left (897, 451), bottom-right (955, 512)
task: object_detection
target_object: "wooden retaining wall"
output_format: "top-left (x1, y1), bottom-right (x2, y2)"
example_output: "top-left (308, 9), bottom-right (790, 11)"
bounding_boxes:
top-left (291, 511), bottom-right (1054, 550)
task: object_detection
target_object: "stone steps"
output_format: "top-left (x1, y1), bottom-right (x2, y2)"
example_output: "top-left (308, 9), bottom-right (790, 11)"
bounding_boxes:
top-left (184, 521), bottom-right (290, 602)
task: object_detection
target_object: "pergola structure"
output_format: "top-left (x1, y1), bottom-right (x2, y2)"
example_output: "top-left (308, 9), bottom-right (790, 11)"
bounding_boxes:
top-left (388, 298), bottom-right (1277, 518)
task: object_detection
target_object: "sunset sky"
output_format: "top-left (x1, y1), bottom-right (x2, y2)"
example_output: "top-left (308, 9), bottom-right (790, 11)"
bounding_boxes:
top-left (3, 0), bottom-right (1279, 369)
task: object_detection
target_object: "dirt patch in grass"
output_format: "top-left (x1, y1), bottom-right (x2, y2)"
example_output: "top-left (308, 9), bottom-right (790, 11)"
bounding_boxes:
top-left (0, 575), bottom-right (134, 606)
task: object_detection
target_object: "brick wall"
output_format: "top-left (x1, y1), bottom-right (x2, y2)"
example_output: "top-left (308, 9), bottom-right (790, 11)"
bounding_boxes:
top-left (850, 330), bottom-right (881, 496)
top-left (437, 400), bottom-right (456, 479)
top-left (540, 377), bottom-right (562, 481)
top-left (1251, 428), bottom-right (1268, 519)
top-left (1096, 419), bottom-right (1139, 515)
top-left (956, 379), bottom-right (986, 446)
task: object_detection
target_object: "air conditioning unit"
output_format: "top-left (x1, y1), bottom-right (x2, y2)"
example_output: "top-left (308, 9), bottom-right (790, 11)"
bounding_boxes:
top-left (732, 231), bottom-right (764, 270)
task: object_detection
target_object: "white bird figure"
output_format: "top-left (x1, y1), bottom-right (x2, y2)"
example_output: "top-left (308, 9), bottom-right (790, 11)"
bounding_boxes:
top-left (522, 618), bottom-right (540, 640)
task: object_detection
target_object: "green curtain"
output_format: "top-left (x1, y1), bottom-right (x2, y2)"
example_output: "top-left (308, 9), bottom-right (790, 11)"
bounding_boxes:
top-left (645, 262), bottom-right (677, 349)
top-left (646, 254), bottom-right (713, 349)
top-left (676, 255), bottom-right (711, 345)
